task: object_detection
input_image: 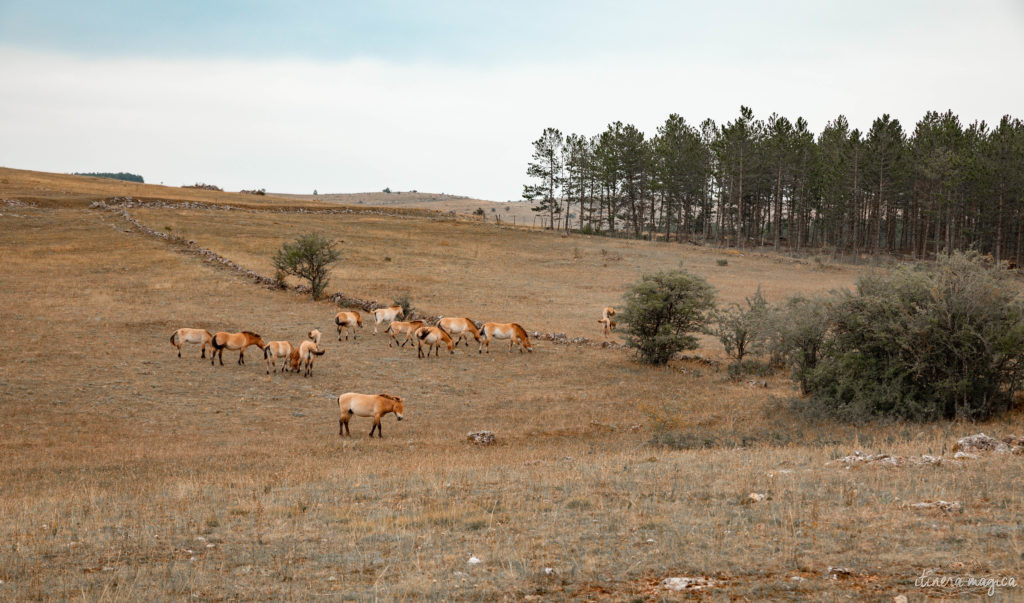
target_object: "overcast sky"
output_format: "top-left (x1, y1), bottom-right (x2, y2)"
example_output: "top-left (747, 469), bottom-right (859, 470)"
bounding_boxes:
top-left (1, 1), bottom-right (1022, 200)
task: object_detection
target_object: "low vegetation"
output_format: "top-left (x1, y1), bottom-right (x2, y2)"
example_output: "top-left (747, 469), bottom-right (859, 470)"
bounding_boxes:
top-left (271, 232), bottom-right (340, 300)
top-left (619, 270), bottom-right (716, 365)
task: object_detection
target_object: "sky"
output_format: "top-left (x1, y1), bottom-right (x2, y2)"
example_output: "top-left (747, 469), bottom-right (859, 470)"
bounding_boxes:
top-left (1, 1), bottom-right (1022, 201)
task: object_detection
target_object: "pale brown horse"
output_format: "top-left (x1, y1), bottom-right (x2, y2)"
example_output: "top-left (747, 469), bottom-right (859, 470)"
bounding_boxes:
top-left (598, 307), bottom-right (617, 337)
top-left (263, 340), bottom-right (295, 374)
top-left (338, 392), bottom-right (404, 438)
top-left (334, 311), bottom-right (363, 341)
top-left (385, 320), bottom-right (425, 348)
top-left (479, 322), bottom-right (533, 353)
top-left (289, 329), bottom-right (325, 377)
top-left (437, 317), bottom-right (481, 348)
top-left (415, 326), bottom-right (455, 358)
top-left (170, 328), bottom-right (213, 358)
top-left (371, 306), bottom-right (404, 334)
top-left (210, 331), bottom-right (266, 366)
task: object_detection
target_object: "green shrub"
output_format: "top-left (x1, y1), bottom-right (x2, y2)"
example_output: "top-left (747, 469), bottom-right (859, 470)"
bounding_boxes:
top-left (805, 252), bottom-right (1024, 421)
top-left (763, 294), bottom-right (830, 393)
top-left (712, 286), bottom-right (769, 365)
top-left (619, 270), bottom-right (716, 365)
top-left (271, 232), bottom-right (340, 300)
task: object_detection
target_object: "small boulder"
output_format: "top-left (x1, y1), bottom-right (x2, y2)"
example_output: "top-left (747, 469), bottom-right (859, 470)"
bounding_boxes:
top-left (467, 431), bottom-right (496, 446)
top-left (661, 576), bottom-right (717, 591)
top-left (955, 433), bottom-right (1011, 454)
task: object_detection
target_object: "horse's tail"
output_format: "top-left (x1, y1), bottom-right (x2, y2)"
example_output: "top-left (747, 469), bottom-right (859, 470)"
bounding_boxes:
top-left (335, 314), bottom-right (342, 326)
top-left (313, 347), bottom-right (326, 356)
top-left (211, 333), bottom-right (224, 350)
top-left (264, 346), bottom-right (271, 359)
top-left (170, 331), bottom-right (178, 346)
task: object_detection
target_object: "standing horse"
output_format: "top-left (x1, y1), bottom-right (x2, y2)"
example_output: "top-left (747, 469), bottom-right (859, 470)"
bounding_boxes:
top-left (479, 322), bottom-right (533, 353)
top-left (210, 331), bottom-right (266, 366)
top-left (598, 307), bottom-right (617, 337)
top-left (263, 340), bottom-right (295, 374)
top-left (170, 328), bottom-right (213, 358)
top-left (385, 320), bottom-right (425, 348)
top-left (415, 326), bottom-right (455, 358)
top-left (371, 306), bottom-right (404, 334)
top-left (334, 311), bottom-right (363, 341)
top-left (289, 329), bottom-right (325, 377)
top-left (437, 317), bottom-right (481, 348)
top-left (338, 393), bottom-right (404, 438)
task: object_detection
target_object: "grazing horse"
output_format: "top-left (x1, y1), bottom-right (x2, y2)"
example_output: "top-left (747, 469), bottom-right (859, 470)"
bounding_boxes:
top-left (210, 331), bottom-right (266, 366)
top-left (338, 392), bottom-right (404, 438)
top-left (415, 326), bottom-right (455, 358)
top-left (170, 328), bottom-right (213, 358)
top-left (289, 329), bottom-right (325, 377)
top-left (437, 317), bottom-right (481, 348)
top-left (385, 320), bottom-right (425, 348)
top-left (334, 311), bottom-right (363, 341)
top-left (263, 340), bottom-right (295, 374)
top-left (598, 307), bottom-right (617, 337)
top-left (371, 306), bottom-right (404, 334)
top-left (479, 322), bottom-right (533, 354)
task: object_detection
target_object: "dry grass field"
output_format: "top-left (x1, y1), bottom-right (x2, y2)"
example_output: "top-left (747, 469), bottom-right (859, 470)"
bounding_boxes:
top-left (2, 167), bottom-right (1024, 600)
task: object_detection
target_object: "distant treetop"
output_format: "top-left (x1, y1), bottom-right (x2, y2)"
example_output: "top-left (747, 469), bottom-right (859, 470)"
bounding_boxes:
top-left (73, 172), bottom-right (144, 183)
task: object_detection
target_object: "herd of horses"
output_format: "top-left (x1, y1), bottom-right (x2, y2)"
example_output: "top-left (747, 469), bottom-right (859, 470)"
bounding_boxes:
top-left (168, 305), bottom-right (616, 437)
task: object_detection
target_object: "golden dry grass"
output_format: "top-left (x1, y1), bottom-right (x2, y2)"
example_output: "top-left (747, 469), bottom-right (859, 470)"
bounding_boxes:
top-left (1, 168), bottom-right (1023, 600)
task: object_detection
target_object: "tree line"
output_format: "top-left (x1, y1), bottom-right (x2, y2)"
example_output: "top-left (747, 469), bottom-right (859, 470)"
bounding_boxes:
top-left (523, 107), bottom-right (1024, 263)
top-left (73, 172), bottom-right (144, 183)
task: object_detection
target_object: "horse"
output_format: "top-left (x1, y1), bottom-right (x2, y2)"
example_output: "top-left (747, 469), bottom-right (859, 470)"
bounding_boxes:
top-left (338, 392), bottom-right (404, 438)
top-left (385, 320), bottom-right (425, 348)
top-left (170, 328), bottom-right (213, 358)
top-left (210, 331), bottom-right (266, 366)
top-left (479, 322), bottom-right (533, 353)
top-left (371, 306), bottom-right (404, 334)
top-left (415, 326), bottom-right (455, 358)
top-left (263, 340), bottom-right (295, 374)
top-left (437, 317), bottom-right (481, 348)
top-left (598, 307), bottom-right (617, 337)
top-left (334, 311), bottom-right (363, 341)
top-left (289, 329), bottom-right (325, 377)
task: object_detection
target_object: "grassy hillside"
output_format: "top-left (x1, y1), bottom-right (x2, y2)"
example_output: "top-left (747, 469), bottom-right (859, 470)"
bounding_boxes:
top-left (1, 167), bottom-right (1022, 599)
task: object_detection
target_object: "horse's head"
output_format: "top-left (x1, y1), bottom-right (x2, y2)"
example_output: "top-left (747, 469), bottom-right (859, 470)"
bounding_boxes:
top-left (392, 396), bottom-right (404, 420)
top-left (396, 306), bottom-right (405, 318)
top-left (308, 329), bottom-right (322, 344)
top-left (356, 314), bottom-right (363, 327)
top-left (246, 332), bottom-right (267, 349)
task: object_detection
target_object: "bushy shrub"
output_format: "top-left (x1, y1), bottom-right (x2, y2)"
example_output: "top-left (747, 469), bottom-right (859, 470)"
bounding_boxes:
top-left (619, 270), bottom-right (716, 365)
top-left (271, 232), bottom-right (340, 300)
top-left (392, 293), bottom-right (414, 318)
top-left (763, 294), bottom-right (831, 393)
top-left (805, 252), bottom-right (1024, 421)
top-left (712, 286), bottom-right (769, 365)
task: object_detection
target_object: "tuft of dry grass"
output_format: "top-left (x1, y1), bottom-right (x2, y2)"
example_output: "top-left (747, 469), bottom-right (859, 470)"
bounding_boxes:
top-left (1, 170), bottom-right (1023, 600)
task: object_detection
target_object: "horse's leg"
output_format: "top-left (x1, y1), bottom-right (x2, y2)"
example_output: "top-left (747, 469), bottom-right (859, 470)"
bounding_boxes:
top-left (200, 343), bottom-right (206, 359)
top-left (177, 344), bottom-right (181, 358)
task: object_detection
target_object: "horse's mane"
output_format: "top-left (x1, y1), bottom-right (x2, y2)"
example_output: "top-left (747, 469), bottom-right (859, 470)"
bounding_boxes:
top-left (378, 393), bottom-right (401, 402)
top-left (512, 323), bottom-right (528, 337)
top-left (242, 331), bottom-right (260, 338)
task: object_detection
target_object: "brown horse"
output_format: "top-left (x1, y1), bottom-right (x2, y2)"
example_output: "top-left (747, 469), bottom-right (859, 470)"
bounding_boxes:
top-left (479, 322), bottom-right (533, 353)
top-left (338, 392), bottom-right (404, 438)
top-left (415, 326), bottom-right (455, 358)
top-left (170, 328), bottom-right (213, 358)
top-left (210, 331), bottom-right (266, 366)
top-left (385, 320), bottom-right (425, 348)
top-left (289, 329), bottom-right (325, 377)
top-left (334, 311), bottom-right (363, 341)
top-left (437, 317), bottom-right (481, 348)
top-left (263, 340), bottom-right (295, 374)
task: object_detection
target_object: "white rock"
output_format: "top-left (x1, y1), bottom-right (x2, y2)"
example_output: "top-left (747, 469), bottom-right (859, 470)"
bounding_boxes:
top-left (661, 576), bottom-right (717, 591)
top-left (467, 555), bottom-right (482, 565)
